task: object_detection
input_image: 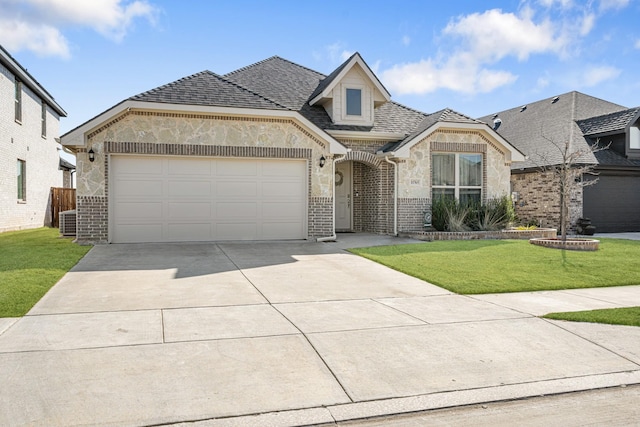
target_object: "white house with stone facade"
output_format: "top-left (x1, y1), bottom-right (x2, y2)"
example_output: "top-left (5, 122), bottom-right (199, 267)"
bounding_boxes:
top-left (0, 45), bottom-right (68, 233)
top-left (61, 53), bottom-right (524, 244)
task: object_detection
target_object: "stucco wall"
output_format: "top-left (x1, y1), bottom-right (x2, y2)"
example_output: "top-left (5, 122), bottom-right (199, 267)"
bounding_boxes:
top-left (0, 61), bottom-right (63, 233)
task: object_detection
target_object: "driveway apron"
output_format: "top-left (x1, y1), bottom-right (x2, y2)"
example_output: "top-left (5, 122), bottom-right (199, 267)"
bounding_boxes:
top-left (0, 235), bottom-right (638, 426)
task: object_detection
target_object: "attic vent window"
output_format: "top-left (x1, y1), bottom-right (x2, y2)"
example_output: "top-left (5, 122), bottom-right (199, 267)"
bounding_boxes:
top-left (493, 117), bottom-right (502, 130)
top-left (552, 96), bottom-right (559, 104)
top-left (520, 105), bottom-right (527, 112)
top-left (346, 88), bottom-right (362, 116)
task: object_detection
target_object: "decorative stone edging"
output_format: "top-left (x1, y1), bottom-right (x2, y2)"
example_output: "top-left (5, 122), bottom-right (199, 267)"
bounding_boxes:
top-left (400, 228), bottom-right (557, 241)
top-left (529, 237), bottom-right (600, 251)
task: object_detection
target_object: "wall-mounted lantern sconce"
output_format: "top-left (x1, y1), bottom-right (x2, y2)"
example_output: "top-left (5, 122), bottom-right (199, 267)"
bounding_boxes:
top-left (319, 155), bottom-right (326, 168)
top-left (88, 148), bottom-right (95, 162)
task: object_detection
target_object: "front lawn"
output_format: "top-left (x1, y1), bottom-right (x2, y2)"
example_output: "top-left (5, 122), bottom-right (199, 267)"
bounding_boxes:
top-left (350, 238), bottom-right (640, 294)
top-left (544, 307), bottom-right (640, 327)
top-left (0, 227), bottom-right (91, 317)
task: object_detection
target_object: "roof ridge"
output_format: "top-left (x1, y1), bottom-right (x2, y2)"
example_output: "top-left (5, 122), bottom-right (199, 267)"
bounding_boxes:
top-left (225, 55), bottom-right (326, 79)
top-left (130, 70), bottom-right (212, 98)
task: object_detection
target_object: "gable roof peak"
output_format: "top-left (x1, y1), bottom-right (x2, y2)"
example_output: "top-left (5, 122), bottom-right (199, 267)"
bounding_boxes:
top-left (308, 52), bottom-right (391, 106)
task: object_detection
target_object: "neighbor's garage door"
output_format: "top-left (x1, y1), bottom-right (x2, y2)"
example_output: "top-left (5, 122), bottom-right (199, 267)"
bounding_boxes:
top-left (110, 156), bottom-right (307, 243)
top-left (583, 174), bottom-right (640, 232)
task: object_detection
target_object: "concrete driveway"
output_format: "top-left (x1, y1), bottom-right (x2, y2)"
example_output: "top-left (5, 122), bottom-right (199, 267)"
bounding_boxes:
top-left (0, 234), bottom-right (639, 426)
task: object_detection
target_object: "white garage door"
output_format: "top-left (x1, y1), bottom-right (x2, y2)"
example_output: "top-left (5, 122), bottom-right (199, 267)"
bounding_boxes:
top-left (110, 156), bottom-right (307, 243)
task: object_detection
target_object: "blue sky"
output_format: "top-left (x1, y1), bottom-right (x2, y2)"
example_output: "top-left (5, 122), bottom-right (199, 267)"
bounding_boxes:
top-left (2, 0), bottom-right (639, 134)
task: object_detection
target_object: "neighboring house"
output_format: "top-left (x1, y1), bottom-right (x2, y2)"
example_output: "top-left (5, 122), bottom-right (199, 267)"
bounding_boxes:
top-left (0, 45), bottom-right (68, 233)
top-left (61, 53), bottom-right (524, 244)
top-left (479, 91), bottom-right (640, 233)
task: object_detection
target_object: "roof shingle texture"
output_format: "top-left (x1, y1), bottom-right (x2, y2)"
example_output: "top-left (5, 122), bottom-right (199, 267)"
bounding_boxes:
top-left (478, 91), bottom-right (627, 169)
top-left (130, 71), bottom-right (287, 110)
top-left (577, 107), bottom-right (640, 136)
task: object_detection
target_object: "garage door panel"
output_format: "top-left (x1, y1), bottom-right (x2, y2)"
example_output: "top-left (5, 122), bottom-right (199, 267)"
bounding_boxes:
top-left (114, 224), bottom-right (163, 243)
top-left (216, 223), bottom-right (258, 240)
top-left (168, 180), bottom-right (211, 197)
top-left (113, 180), bottom-right (163, 197)
top-left (111, 156), bottom-right (306, 243)
top-left (113, 157), bottom-right (162, 174)
top-left (115, 202), bottom-right (163, 219)
top-left (262, 181), bottom-right (304, 197)
top-left (217, 160), bottom-right (257, 176)
top-left (262, 202), bottom-right (303, 219)
top-left (168, 202), bottom-right (212, 219)
top-left (167, 223), bottom-right (212, 241)
top-left (217, 202), bottom-right (257, 219)
top-left (217, 181), bottom-right (258, 197)
top-left (262, 222), bottom-right (304, 239)
top-left (168, 158), bottom-right (212, 176)
top-left (262, 161), bottom-right (305, 176)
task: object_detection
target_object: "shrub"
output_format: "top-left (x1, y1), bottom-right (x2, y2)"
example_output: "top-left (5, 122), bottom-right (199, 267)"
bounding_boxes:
top-left (430, 195), bottom-right (514, 232)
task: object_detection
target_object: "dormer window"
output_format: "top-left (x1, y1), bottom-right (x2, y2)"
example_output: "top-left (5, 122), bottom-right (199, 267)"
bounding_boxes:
top-left (346, 88), bottom-right (362, 116)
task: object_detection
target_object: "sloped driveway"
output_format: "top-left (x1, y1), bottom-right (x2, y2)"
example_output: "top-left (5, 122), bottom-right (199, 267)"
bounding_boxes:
top-left (0, 235), bottom-right (638, 426)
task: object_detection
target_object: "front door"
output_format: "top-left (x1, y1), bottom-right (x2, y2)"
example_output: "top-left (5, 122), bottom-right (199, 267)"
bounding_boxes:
top-left (335, 161), bottom-right (352, 230)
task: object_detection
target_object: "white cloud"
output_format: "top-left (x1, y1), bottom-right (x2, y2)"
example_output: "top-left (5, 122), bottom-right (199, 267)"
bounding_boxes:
top-left (0, 0), bottom-right (158, 57)
top-left (382, 8), bottom-right (565, 95)
top-left (598, 0), bottom-right (630, 10)
top-left (635, 39), bottom-right (640, 49)
top-left (582, 65), bottom-right (621, 86)
top-left (0, 18), bottom-right (70, 58)
top-left (402, 35), bottom-right (411, 46)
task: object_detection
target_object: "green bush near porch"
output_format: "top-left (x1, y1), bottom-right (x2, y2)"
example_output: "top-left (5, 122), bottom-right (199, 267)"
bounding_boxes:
top-left (349, 238), bottom-right (640, 294)
top-left (0, 228), bottom-right (90, 317)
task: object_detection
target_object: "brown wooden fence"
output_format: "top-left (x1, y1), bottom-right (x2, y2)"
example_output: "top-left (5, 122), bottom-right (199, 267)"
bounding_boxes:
top-left (50, 187), bottom-right (76, 228)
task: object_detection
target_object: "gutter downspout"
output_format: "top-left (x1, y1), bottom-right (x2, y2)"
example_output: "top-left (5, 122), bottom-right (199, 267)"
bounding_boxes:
top-left (383, 156), bottom-right (398, 236)
top-left (316, 154), bottom-right (347, 242)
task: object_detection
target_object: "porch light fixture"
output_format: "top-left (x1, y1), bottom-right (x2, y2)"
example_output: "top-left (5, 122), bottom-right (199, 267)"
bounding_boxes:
top-left (88, 148), bottom-right (95, 162)
top-left (319, 155), bottom-right (326, 168)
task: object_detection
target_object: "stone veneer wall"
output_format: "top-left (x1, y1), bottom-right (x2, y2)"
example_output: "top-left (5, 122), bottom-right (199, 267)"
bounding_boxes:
top-left (75, 112), bottom-right (335, 243)
top-left (511, 170), bottom-right (582, 231)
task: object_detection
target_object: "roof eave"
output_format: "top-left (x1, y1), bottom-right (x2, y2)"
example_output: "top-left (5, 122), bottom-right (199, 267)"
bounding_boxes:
top-left (0, 45), bottom-right (67, 117)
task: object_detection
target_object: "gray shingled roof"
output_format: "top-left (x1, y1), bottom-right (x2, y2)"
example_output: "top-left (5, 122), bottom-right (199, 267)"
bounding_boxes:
top-left (130, 70), bottom-right (288, 110)
top-left (224, 56), bottom-right (323, 110)
top-left (594, 147), bottom-right (640, 168)
top-left (577, 107), bottom-right (640, 136)
top-left (478, 91), bottom-right (627, 170)
top-left (224, 54), bottom-right (424, 137)
top-left (386, 108), bottom-right (485, 152)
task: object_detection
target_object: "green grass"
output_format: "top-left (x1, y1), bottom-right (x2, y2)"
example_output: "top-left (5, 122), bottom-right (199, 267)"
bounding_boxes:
top-left (544, 307), bottom-right (640, 327)
top-left (0, 227), bottom-right (91, 317)
top-left (350, 238), bottom-right (640, 294)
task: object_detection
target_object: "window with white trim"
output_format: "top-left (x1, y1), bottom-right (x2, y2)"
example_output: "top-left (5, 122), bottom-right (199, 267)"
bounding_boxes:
top-left (432, 153), bottom-right (482, 205)
top-left (17, 159), bottom-right (26, 201)
top-left (345, 88), bottom-right (362, 116)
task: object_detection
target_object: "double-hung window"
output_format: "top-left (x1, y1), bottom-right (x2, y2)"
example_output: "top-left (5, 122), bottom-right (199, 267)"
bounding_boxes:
top-left (432, 153), bottom-right (482, 205)
top-left (15, 79), bottom-right (22, 123)
top-left (17, 160), bottom-right (26, 202)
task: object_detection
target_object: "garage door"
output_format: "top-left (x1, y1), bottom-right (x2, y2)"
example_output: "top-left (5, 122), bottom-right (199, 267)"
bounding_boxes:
top-left (583, 174), bottom-right (640, 232)
top-left (110, 156), bottom-right (307, 243)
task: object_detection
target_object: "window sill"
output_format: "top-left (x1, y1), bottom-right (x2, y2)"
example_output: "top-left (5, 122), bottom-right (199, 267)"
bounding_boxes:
top-left (17, 200), bottom-right (27, 204)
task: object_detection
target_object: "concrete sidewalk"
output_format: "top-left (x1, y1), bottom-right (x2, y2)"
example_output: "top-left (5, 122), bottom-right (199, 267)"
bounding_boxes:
top-left (0, 234), bottom-right (638, 426)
